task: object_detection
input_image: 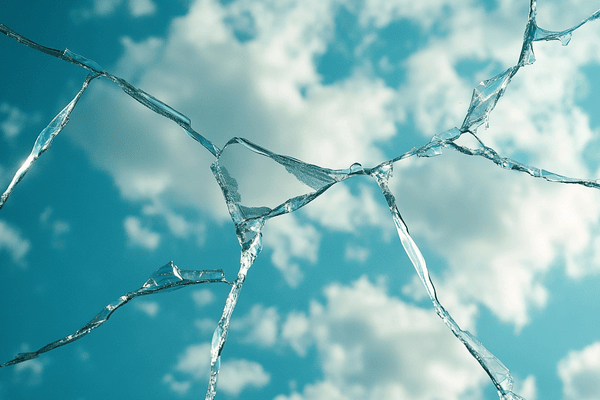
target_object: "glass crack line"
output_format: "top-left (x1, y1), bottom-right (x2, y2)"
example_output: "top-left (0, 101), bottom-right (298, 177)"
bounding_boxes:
top-left (372, 164), bottom-right (523, 400)
top-left (1, 1), bottom-right (600, 399)
top-left (0, 262), bottom-right (229, 368)
top-left (0, 73), bottom-right (99, 210)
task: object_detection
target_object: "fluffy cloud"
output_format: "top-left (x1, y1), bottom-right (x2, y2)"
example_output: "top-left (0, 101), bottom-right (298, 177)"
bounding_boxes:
top-left (128, 0), bottom-right (156, 17)
top-left (558, 342), bottom-right (600, 400)
top-left (515, 375), bottom-right (537, 400)
top-left (12, 344), bottom-right (48, 386)
top-left (393, 149), bottom-right (600, 330)
top-left (263, 214), bottom-right (320, 287)
top-left (0, 219), bottom-right (31, 266)
top-left (194, 318), bottom-right (217, 335)
top-left (163, 343), bottom-right (209, 395)
top-left (230, 304), bottom-right (279, 347)
top-left (173, 343), bottom-right (210, 380)
top-left (0, 102), bottom-right (41, 140)
top-left (274, 380), bottom-right (352, 400)
top-left (303, 183), bottom-right (388, 234)
top-left (281, 311), bottom-right (311, 357)
top-left (13, 359), bottom-right (46, 386)
top-left (218, 358), bottom-right (271, 396)
top-left (163, 342), bottom-right (270, 396)
top-left (359, 0), bottom-right (467, 29)
top-left (141, 200), bottom-right (206, 246)
top-left (39, 206), bottom-right (71, 249)
top-left (192, 288), bottom-right (216, 308)
top-left (71, 0), bottom-right (122, 19)
top-left (278, 276), bottom-right (489, 400)
top-left (344, 244), bottom-right (369, 262)
top-left (134, 300), bottom-right (159, 317)
top-left (123, 215), bottom-right (160, 250)
top-left (71, 0), bottom-right (156, 20)
top-left (385, 0), bottom-right (600, 330)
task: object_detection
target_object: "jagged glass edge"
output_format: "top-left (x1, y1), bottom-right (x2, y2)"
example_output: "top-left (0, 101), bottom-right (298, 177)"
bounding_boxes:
top-left (0, 262), bottom-right (229, 367)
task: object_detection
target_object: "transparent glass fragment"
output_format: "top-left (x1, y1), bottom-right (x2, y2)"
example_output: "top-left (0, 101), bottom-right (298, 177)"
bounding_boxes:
top-left (63, 49), bottom-right (104, 73)
top-left (1, 262), bottom-right (228, 368)
top-left (460, 67), bottom-right (518, 133)
top-left (216, 143), bottom-right (315, 208)
top-left (0, 74), bottom-right (98, 210)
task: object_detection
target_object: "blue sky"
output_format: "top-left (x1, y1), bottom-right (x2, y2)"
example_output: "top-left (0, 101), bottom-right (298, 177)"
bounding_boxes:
top-left (2, 0), bottom-right (600, 399)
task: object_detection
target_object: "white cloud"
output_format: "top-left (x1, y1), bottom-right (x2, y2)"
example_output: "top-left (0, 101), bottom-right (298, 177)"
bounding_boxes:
top-left (12, 344), bottom-right (47, 386)
top-left (390, 95), bottom-right (600, 329)
top-left (192, 289), bottom-right (216, 308)
top-left (51, 221), bottom-right (71, 237)
top-left (77, 346), bottom-right (90, 362)
top-left (39, 206), bottom-right (71, 249)
top-left (393, 149), bottom-right (600, 330)
top-left (70, 0), bottom-right (122, 20)
top-left (142, 201), bottom-right (206, 246)
top-left (134, 300), bottom-right (159, 317)
top-left (13, 359), bottom-right (46, 387)
top-left (278, 276), bottom-right (489, 400)
top-left (0, 219), bottom-right (30, 266)
top-left (162, 373), bottom-right (192, 396)
top-left (71, 0), bottom-right (155, 20)
top-left (125, 172), bottom-right (171, 199)
top-left (173, 342), bottom-right (211, 381)
top-left (303, 183), bottom-right (388, 233)
top-left (344, 244), bottom-right (369, 262)
top-left (398, 44), bottom-right (472, 138)
top-left (379, 0), bottom-right (600, 331)
top-left (219, 358), bottom-right (270, 396)
top-left (281, 311), bottom-right (311, 357)
top-left (164, 342), bottom-right (270, 396)
top-left (230, 304), bottom-right (279, 347)
top-left (0, 102), bottom-right (41, 139)
top-left (92, 0), bottom-right (122, 15)
top-left (359, 0), bottom-right (464, 30)
top-left (263, 214), bottom-right (320, 287)
top-left (128, 0), bottom-right (156, 17)
top-left (194, 318), bottom-right (217, 334)
top-left (117, 36), bottom-right (164, 80)
top-left (515, 375), bottom-right (537, 400)
top-left (275, 380), bottom-right (350, 400)
top-left (123, 216), bottom-right (160, 250)
top-left (558, 342), bottom-right (600, 400)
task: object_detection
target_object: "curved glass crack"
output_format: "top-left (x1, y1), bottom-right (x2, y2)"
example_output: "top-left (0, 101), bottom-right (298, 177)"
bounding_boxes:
top-left (2, 1), bottom-right (600, 399)
top-left (0, 73), bottom-right (99, 210)
top-left (0, 262), bottom-right (229, 368)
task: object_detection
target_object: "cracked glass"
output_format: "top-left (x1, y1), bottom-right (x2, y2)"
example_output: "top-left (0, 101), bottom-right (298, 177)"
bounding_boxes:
top-left (2, 1), bottom-right (600, 399)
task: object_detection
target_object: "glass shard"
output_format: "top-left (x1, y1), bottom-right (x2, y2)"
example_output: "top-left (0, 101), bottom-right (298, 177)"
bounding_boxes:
top-left (460, 67), bottom-right (518, 134)
top-left (1, 262), bottom-right (228, 368)
top-left (0, 74), bottom-right (98, 210)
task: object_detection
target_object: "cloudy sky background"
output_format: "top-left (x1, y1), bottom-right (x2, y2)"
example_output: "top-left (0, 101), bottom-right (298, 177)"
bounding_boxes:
top-left (2, 0), bottom-right (600, 399)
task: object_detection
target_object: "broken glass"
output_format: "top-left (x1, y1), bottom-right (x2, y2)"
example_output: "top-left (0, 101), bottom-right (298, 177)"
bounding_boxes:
top-left (1, 262), bottom-right (228, 367)
top-left (2, 1), bottom-right (600, 399)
